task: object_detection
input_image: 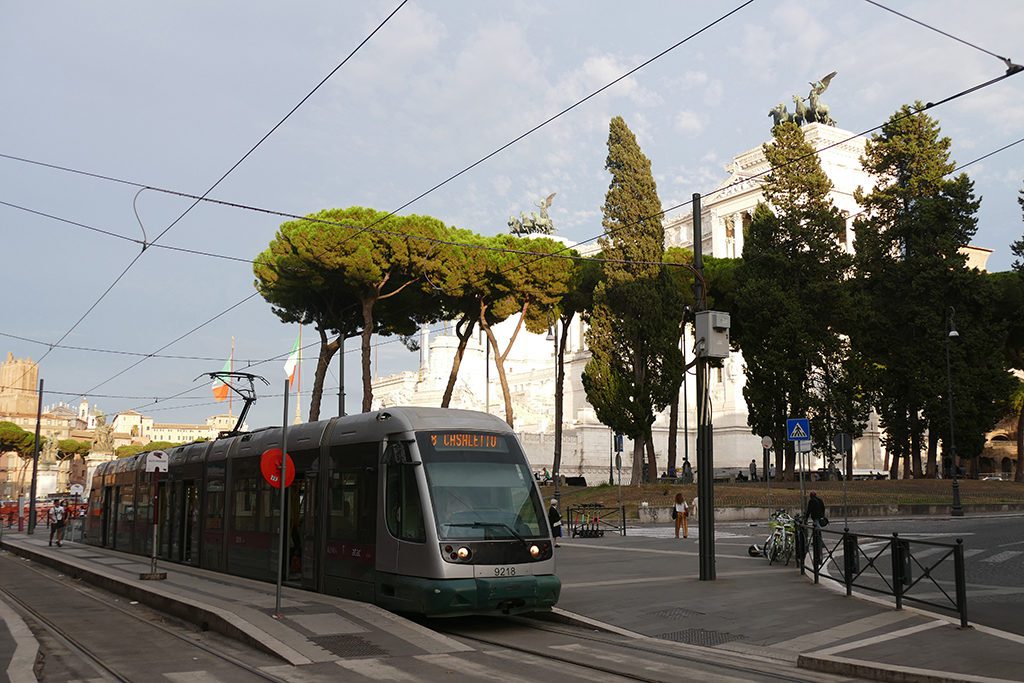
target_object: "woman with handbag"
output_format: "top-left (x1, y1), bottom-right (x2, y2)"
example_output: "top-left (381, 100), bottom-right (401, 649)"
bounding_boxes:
top-left (673, 492), bottom-right (689, 539)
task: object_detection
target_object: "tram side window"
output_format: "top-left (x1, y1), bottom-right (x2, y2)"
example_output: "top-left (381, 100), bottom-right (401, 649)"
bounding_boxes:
top-left (328, 472), bottom-right (359, 541)
top-left (119, 486), bottom-right (135, 523)
top-left (260, 483), bottom-right (280, 533)
top-left (206, 464), bottom-right (225, 530)
top-left (233, 477), bottom-right (259, 532)
top-left (385, 461), bottom-right (425, 543)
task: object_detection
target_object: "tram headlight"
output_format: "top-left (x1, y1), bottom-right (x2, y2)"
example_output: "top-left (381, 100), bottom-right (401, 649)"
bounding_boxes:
top-left (529, 544), bottom-right (541, 558)
top-left (456, 546), bottom-right (472, 561)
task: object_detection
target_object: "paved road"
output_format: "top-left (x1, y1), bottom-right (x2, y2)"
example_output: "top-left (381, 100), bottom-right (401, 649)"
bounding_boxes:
top-left (839, 513), bottom-right (1024, 635)
top-left (627, 512), bottom-right (1024, 636)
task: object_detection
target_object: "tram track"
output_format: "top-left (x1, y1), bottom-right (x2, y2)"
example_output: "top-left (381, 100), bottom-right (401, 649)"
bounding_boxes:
top-left (0, 552), bottom-right (288, 683)
top-left (435, 615), bottom-right (847, 683)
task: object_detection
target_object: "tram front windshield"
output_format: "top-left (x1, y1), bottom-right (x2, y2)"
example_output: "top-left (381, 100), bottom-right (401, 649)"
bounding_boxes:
top-left (417, 431), bottom-right (547, 541)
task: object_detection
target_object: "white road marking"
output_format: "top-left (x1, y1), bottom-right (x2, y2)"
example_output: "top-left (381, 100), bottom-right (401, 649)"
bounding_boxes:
top-left (981, 550), bottom-right (1022, 564)
top-left (814, 620), bottom-right (946, 657)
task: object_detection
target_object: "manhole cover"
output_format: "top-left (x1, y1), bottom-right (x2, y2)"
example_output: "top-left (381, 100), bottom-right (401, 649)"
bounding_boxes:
top-left (657, 628), bottom-right (745, 647)
top-left (311, 634), bottom-right (389, 658)
top-left (651, 607), bottom-right (704, 619)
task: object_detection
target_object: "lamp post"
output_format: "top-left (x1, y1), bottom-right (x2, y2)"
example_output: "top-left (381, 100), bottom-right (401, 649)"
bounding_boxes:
top-left (945, 307), bottom-right (964, 517)
top-left (547, 321), bottom-right (561, 508)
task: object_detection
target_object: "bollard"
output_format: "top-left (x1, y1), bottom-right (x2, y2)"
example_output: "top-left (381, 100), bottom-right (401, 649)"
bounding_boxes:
top-left (843, 531), bottom-right (859, 596)
top-left (954, 539), bottom-right (969, 628)
top-left (892, 533), bottom-right (903, 610)
top-left (796, 522), bottom-right (807, 575)
top-left (812, 526), bottom-right (822, 584)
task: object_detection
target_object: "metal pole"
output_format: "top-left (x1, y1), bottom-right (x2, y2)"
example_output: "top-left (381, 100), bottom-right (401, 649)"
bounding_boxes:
top-left (682, 332), bottom-right (689, 469)
top-left (339, 336), bottom-right (346, 417)
top-left (485, 335), bottom-right (490, 414)
top-left (954, 539), bottom-right (968, 628)
top-left (28, 378), bottom-right (43, 535)
top-left (946, 309), bottom-right (964, 516)
top-left (275, 379), bottom-right (290, 618)
top-left (693, 193), bottom-right (715, 581)
top-left (553, 322), bottom-right (562, 507)
top-left (798, 445), bottom-right (806, 516)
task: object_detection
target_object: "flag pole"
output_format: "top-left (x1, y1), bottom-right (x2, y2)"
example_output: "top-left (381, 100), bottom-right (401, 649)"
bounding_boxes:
top-left (229, 336), bottom-right (235, 418)
top-left (294, 327), bottom-right (302, 425)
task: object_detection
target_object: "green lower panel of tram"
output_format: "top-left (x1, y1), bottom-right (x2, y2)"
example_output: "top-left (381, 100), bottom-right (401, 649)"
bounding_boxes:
top-left (376, 572), bottom-right (561, 617)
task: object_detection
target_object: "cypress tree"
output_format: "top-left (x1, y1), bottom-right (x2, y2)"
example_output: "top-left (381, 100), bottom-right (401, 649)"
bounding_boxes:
top-left (582, 116), bottom-right (682, 484)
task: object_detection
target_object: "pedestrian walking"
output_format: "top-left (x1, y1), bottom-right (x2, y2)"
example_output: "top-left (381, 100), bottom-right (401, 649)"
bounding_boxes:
top-left (673, 493), bottom-right (689, 538)
top-left (49, 500), bottom-right (66, 547)
top-left (548, 498), bottom-right (562, 547)
top-left (769, 462), bottom-right (776, 480)
top-left (749, 458), bottom-right (758, 482)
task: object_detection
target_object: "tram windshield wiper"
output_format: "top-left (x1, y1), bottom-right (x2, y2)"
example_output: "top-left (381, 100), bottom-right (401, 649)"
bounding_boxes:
top-left (445, 522), bottom-right (527, 545)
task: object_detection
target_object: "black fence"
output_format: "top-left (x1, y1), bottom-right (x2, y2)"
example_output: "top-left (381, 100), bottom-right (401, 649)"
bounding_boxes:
top-left (567, 503), bottom-right (626, 538)
top-left (798, 523), bottom-right (968, 628)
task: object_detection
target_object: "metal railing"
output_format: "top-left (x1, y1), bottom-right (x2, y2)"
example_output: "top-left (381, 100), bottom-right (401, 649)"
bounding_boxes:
top-left (798, 523), bottom-right (968, 628)
top-left (567, 503), bottom-right (626, 538)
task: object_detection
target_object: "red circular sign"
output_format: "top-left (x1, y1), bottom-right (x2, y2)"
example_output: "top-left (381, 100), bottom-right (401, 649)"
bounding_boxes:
top-left (260, 448), bottom-right (295, 489)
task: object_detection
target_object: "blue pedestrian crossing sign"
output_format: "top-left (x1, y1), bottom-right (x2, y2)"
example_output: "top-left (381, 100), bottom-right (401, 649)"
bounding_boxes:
top-left (786, 418), bottom-right (811, 441)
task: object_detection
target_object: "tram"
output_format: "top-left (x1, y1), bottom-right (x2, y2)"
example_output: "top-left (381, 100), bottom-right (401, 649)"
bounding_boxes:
top-left (84, 407), bottom-right (560, 616)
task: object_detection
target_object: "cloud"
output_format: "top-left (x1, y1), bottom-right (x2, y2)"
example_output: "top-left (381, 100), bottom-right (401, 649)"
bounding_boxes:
top-left (675, 110), bottom-right (704, 135)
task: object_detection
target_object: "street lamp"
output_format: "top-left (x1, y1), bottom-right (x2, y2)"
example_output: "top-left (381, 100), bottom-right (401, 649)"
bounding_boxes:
top-left (945, 307), bottom-right (965, 517)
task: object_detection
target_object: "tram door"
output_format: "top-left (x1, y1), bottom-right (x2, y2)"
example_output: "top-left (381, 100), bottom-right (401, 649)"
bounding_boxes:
top-left (101, 486), bottom-right (113, 547)
top-left (283, 478), bottom-right (305, 586)
top-left (106, 486), bottom-right (119, 548)
top-left (324, 442), bottom-right (378, 602)
top-left (183, 482), bottom-right (199, 565)
top-left (301, 462), bottom-right (319, 590)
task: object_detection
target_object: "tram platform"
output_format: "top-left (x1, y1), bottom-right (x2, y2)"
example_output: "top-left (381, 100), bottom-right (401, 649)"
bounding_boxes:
top-left (0, 533), bottom-right (471, 667)
top-left (551, 524), bottom-right (1024, 683)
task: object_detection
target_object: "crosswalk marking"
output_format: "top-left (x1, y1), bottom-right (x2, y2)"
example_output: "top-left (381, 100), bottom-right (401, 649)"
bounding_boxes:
top-left (981, 551), bottom-right (1022, 564)
top-left (336, 658), bottom-right (421, 682)
top-left (963, 549), bottom-right (984, 558)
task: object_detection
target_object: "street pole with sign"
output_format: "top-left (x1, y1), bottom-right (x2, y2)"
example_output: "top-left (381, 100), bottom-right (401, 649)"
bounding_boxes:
top-left (786, 418), bottom-right (811, 517)
top-left (140, 450), bottom-right (168, 580)
top-left (275, 380), bottom-right (290, 618)
top-left (833, 433), bottom-right (853, 530)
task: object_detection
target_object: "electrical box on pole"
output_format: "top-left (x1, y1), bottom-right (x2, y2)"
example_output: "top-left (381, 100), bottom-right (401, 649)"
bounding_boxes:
top-left (694, 311), bottom-right (730, 359)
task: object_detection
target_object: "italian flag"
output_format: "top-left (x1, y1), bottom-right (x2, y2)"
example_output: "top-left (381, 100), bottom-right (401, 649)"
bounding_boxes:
top-left (284, 332), bottom-right (301, 388)
top-left (212, 358), bottom-right (231, 402)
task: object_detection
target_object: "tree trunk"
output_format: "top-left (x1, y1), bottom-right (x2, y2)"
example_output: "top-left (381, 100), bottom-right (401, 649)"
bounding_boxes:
top-left (308, 328), bottom-right (341, 422)
top-left (645, 425), bottom-right (657, 482)
top-left (1017, 408), bottom-right (1024, 482)
top-left (553, 315), bottom-right (571, 483)
top-left (910, 411), bottom-right (923, 478)
top-left (360, 297), bottom-right (376, 413)
top-left (479, 299), bottom-right (529, 428)
top-left (926, 427), bottom-right (938, 478)
top-left (440, 315), bottom-right (476, 408)
top-left (666, 325), bottom-right (685, 476)
top-left (630, 436), bottom-right (643, 485)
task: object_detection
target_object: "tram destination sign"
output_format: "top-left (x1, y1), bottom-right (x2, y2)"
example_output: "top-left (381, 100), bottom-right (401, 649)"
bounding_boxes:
top-left (429, 432), bottom-right (508, 452)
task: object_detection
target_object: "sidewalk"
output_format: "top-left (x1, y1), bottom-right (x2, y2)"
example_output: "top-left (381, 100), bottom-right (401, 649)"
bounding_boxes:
top-left (0, 533), bottom-right (470, 667)
top-left (552, 524), bottom-right (1024, 682)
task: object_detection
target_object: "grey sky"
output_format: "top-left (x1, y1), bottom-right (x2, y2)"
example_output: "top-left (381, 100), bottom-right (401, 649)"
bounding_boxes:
top-left (2, 1), bottom-right (1022, 428)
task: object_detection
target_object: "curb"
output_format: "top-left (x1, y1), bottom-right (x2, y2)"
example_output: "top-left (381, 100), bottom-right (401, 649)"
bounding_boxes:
top-left (0, 590), bottom-right (39, 683)
top-left (0, 539), bottom-right (310, 666)
top-left (798, 652), bottom-right (1022, 683)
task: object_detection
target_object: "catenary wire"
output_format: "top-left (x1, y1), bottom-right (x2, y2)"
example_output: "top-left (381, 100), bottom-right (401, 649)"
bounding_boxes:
top-left (862, 0), bottom-right (1020, 67)
top-left (0, 0), bottom-right (756, 295)
top-left (8, 72), bottom-right (1018, 379)
top-left (0, 1), bottom-right (407, 398)
top-left (9, 70), bottom-right (1021, 415)
top-left (105, 131), bottom-right (1024, 420)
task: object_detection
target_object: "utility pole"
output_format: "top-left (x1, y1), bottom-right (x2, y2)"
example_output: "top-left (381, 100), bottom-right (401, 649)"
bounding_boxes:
top-left (693, 194), bottom-right (716, 581)
top-left (338, 336), bottom-right (346, 417)
top-left (28, 378), bottom-right (43, 535)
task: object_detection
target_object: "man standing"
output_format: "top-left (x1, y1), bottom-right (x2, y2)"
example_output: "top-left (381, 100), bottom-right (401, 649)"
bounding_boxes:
top-left (805, 491), bottom-right (826, 528)
top-left (749, 459), bottom-right (758, 482)
top-left (548, 498), bottom-right (562, 547)
top-left (49, 500), bottom-right (66, 547)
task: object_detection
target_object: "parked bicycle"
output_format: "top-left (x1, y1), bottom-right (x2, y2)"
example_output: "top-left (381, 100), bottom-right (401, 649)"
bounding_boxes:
top-left (763, 509), bottom-right (797, 566)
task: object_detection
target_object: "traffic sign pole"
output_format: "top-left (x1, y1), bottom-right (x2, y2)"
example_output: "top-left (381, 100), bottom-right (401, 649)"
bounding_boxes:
top-left (275, 379), bottom-right (290, 619)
